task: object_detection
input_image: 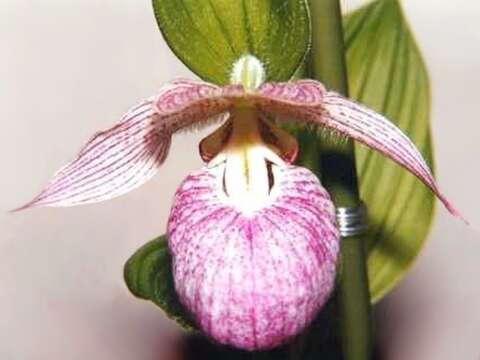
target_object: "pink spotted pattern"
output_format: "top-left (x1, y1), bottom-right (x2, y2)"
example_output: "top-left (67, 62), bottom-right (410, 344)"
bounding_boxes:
top-left (167, 164), bottom-right (340, 350)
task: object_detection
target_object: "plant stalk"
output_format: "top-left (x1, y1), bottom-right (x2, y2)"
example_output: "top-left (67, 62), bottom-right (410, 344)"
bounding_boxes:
top-left (307, 1), bottom-right (373, 359)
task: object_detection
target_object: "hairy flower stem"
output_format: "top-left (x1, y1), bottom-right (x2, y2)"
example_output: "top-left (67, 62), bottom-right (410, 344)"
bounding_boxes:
top-left (308, 0), bottom-right (373, 359)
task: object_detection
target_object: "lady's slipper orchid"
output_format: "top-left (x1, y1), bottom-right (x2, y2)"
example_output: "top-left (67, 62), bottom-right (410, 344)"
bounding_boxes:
top-left (19, 55), bottom-right (461, 350)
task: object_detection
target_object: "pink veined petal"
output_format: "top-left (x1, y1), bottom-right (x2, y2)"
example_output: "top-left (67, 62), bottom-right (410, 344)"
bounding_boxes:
top-left (17, 79), bottom-right (234, 210)
top-left (15, 99), bottom-right (168, 210)
top-left (254, 80), bottom-right (463, 220)
top-left (153, 79), bottom-right (238, 133)
top-left (167, 164), bottom-right (340, 351)
top-left (257, 80), bottom-right (326, 106)
top-left (321, 92), bottom-right (463, 219)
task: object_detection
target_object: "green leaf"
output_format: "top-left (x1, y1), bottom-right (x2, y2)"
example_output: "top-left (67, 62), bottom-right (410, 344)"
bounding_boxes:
top-left (152, 0), bottom-right (310, 84)
top-left (124, 235), bottom-right (194, 329)
top-left (344, 0), bottom-right (434, 302)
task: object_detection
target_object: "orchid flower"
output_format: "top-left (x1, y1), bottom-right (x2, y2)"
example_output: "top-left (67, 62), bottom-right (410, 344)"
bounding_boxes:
top-left (19, 55), bottom-right (460, 350)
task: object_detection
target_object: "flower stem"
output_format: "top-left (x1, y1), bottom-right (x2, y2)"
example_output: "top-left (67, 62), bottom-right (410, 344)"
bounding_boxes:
top-left (307, 1), bottom-right (373, 359)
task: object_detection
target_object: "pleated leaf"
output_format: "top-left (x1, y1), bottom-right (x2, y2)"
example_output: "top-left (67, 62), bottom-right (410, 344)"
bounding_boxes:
top-left (152, 0), bottom-right (310, 84)
top-left (344, 0), bottom-right (434, 302)
top-left (124, 235), bottom-right (194, 329)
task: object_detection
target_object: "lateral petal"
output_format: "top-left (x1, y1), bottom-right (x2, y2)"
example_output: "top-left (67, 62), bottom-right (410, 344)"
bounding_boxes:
top-left (321, 92), bottom-right (462, 218)
top-left (18, 79), bottom-right (234, 209)
top-left (257, 80), bottom-right (326, 107)
top-left (16, 99), bottom-right (168, 209)
top-left (254, 80), bottom-right (462, 219)
top-left (153, 79), bottom-right (236, 133)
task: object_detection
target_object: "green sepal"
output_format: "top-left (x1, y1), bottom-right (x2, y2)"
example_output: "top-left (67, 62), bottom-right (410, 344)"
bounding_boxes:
top-left (152, 0), bottom-right (311, 84)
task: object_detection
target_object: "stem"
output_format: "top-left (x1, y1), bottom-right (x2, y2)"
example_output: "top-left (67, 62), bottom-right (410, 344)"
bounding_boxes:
top-left (307, 1), bottom-right (373, 359)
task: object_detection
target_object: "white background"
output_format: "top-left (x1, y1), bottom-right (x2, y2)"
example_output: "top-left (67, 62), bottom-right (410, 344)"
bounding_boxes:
top-left (1, 0), bottom-right (479, 359)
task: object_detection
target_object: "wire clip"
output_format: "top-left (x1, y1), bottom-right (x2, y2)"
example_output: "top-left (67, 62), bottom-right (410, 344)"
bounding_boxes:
top-left (336, 202), bottom-right (368, 237)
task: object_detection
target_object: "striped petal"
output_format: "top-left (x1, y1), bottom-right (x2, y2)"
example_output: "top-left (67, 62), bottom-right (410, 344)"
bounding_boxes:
top-left (167, 164), bottom-right (340, 350)
top-left (153, 79), bottom-right (237, 133)
top-left (322, 92), bottom-right (462, 218)
top-left (18, 79), bottom-right (234, 209)
top-left (255, 80), bottom-right (462, 219)
top-left (257, 80), bottom-right (326, 106)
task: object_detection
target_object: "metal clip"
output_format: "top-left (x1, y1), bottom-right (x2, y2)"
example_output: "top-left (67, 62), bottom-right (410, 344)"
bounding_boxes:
top-left (336, 202), bottom-right (368, 237)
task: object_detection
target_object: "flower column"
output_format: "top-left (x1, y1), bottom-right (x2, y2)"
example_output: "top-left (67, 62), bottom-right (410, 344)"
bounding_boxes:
top-left (308, 0), bottom-right (373, 359)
